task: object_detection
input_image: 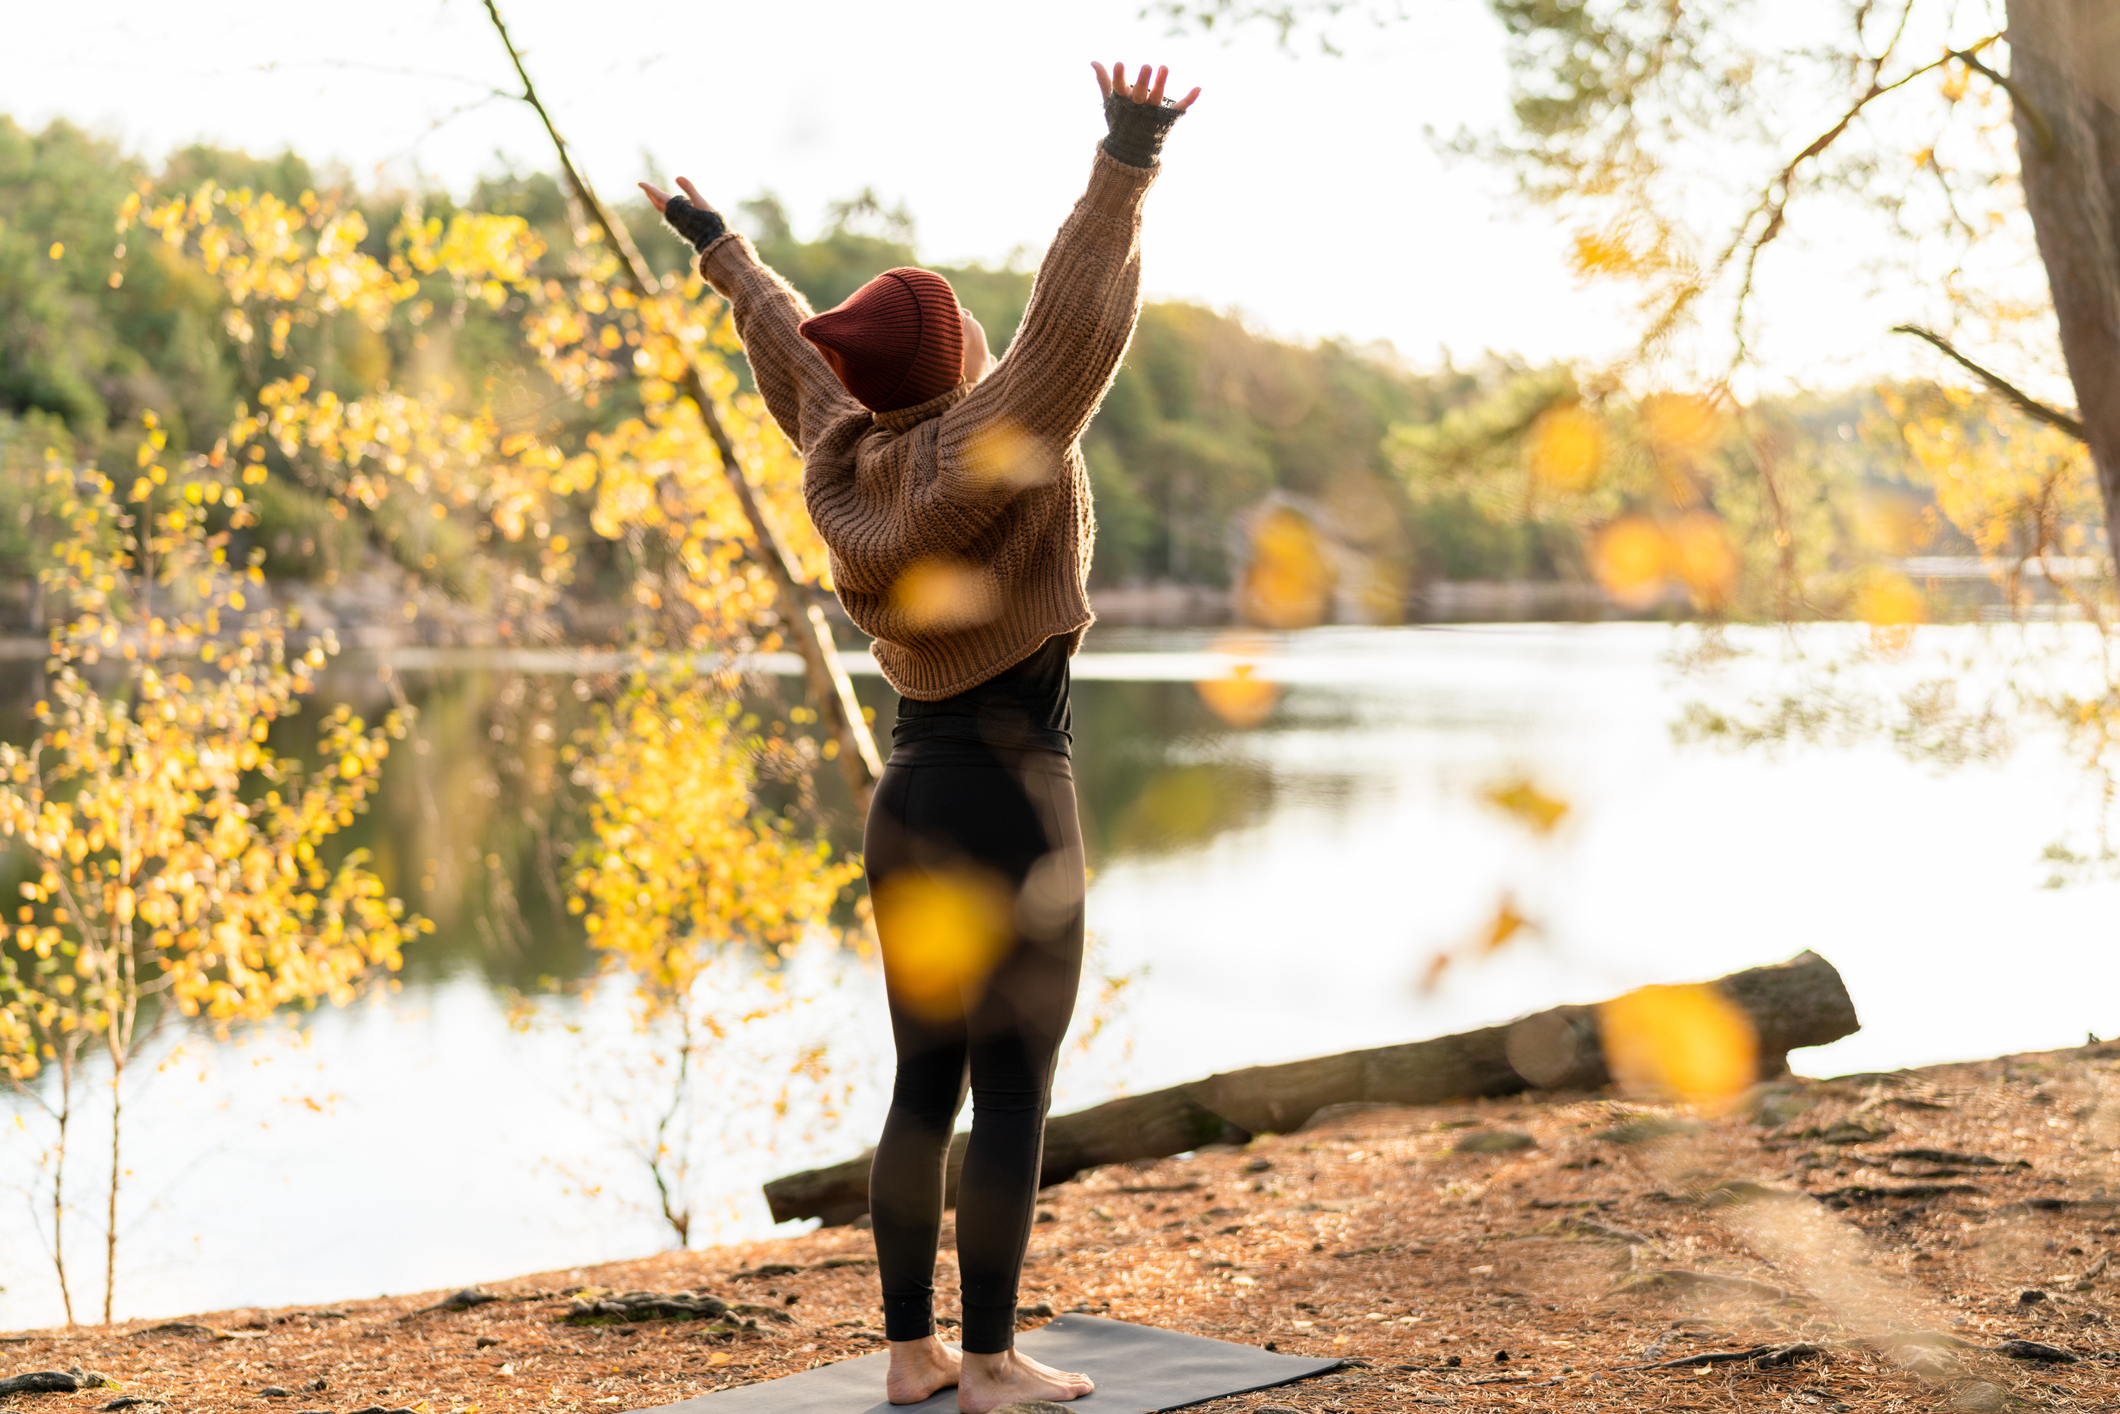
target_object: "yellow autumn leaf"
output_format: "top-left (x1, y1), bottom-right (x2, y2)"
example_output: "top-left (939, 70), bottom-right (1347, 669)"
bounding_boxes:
top-left (1240, 506), bottom-right (1335, 629)
top-left (1528, 404), bottom-right (1605, 494)
top-left (1590, 516), bottom-right (1670, 609)
top-left (1598, 983), bottom-right (1757, 1106)
top-left (1666, 511), bottom-right (1739, 611)
top-left (871, 868), bottom-right (1015, 1022)
top-left (1480, 777), bottom-right (1570, 834)
top-left (891, 558), bottom-right (1001, 631)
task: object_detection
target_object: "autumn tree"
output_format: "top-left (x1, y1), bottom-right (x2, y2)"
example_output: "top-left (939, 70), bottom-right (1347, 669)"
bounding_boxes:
top-left (0, 126), bottom-right (874, 1284)
top-left (1164, 0), bottom-right (2118, 584)
top-left (0, 430), bottom-right (418, 1323)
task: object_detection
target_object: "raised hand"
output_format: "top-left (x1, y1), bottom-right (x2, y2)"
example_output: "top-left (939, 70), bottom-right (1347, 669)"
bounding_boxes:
top-left (637, 176), bottom-right (712, 217)
top-left (641, 177), bottom-right (726, 254)
top-left (1091, 62), bottom-right (1201, 112)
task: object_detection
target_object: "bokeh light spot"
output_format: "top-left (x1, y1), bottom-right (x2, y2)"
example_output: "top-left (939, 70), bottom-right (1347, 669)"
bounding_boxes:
top-left (1196, 635), bottom-right (1282, 729)
top-left (1528, 404), bottom-right (1605, 494)
top-left (1598, 982), bottom-right (1758, 1107)
top-left (871, 868), bottom-right (1014, 1022)
top-left (890, 557), bottom-right (1000, 631)
top-left (1668, 511), bottom-right (1739, 611)
top-left (1590, 515), bottom-right (1671, 609)
top-left (1240, 506), bottom-right (1335, 629)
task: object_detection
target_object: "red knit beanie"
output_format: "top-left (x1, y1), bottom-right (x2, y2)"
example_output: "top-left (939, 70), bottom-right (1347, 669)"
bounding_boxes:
top-left (798, 268), bottom-right (965, 413)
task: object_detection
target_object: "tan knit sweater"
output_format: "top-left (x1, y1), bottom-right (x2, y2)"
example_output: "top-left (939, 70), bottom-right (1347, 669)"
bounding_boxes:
top-left (696, 147), bottom-right (1158, 701)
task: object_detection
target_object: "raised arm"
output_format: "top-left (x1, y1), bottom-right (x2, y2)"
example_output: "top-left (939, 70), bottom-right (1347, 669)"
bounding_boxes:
top-left (934, 63), bottom-right (1198, 493)
top-left (639, 177), bottom-right (865, 454)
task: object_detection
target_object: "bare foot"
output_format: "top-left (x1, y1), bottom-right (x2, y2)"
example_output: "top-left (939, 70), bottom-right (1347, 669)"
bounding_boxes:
top-left (886, 1334), bottom-right (962, 1405)
top-left (957, 1348), bottom-right (1094, 1413)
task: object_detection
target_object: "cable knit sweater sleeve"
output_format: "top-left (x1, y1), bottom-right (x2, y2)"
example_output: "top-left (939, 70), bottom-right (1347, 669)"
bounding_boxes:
top-left (694, 232), bottom-right (867, 455)
top-left (931, 148), bottom-right (1156, 506)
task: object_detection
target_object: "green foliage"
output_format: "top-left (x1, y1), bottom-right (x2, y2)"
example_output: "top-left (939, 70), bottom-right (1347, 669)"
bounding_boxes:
top-left (1084, 306), bottom-right (1438, 586)
top-left (721, 196), bottom-right (1447, 589)
top-left (3, 110), bottom-right (2056, 629)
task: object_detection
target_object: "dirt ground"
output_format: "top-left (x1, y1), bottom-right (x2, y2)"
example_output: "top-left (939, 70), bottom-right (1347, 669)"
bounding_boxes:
top-left (8, 1039), bottom-right (2120, 1413)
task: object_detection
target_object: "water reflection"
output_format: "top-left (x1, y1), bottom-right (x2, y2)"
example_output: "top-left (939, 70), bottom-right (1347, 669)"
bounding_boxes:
top-left (13, 625), bottom-right (2118, 1333)
top-left (0, 638), bottom-right (1329, 997)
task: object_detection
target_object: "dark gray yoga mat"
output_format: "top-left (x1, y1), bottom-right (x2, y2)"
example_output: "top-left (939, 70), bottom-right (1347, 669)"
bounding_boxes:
top-left (628, 1314), bottom-right (1342, 1414)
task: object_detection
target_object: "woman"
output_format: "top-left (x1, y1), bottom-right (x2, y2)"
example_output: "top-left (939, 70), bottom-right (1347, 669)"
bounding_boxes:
top-left (642, 59), bottom-right (1198, 1411)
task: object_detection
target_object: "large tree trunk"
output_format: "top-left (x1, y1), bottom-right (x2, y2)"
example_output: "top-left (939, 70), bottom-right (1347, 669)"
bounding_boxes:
top-left (764, 950), bottom-right (1858, 1227)
top-left (2007, 0), bottom-right (2120, 559)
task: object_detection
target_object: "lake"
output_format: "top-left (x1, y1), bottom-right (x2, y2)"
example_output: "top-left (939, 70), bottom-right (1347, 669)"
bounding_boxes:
top-left (5, 621), bottom-right (2119, 1332)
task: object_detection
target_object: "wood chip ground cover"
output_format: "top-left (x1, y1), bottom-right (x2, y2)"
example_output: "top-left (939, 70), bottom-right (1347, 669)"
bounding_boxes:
top-left (8, 1039), bottom-right (2120, 1412)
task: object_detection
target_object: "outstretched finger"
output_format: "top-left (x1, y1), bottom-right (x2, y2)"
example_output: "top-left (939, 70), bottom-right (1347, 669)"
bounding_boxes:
top-left (1111, 60), bottom-right (1128, 95)
top-left (1092, 60), bottom-right (1112, 99)
top-left (1174, 85), bottom-right (1202, 111)
top-left (675, 176), bottom-right (706, 209)
top-left (1129, 63), bottom-right (1152, 102)
top-left (637, 181), bottom-right (671, 214)
top-left (1148, 65), bottom-right (1169, 107)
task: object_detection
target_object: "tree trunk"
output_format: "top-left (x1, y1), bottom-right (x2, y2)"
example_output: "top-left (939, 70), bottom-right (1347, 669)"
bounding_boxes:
top-left (481, 0), bottom-right (883, 812)
top-left (764, 950), bottom-right (1858, 1226)
top-left (2007, 0), bottom-right (2120, 560)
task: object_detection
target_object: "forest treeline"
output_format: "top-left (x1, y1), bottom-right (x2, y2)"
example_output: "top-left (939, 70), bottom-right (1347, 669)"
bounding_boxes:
top-left (0, 114), bottom-right (2080, 628)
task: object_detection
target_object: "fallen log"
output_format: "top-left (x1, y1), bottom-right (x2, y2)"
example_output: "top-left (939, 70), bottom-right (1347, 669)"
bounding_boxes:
top-left (764, 949), bottom-right (1858, 1226)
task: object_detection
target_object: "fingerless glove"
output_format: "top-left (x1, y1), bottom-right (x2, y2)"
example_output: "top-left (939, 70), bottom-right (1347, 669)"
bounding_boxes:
top-left (661, 194), bottom-right (727, 253)
top-left (1101, 92), bottom-right (1185, 169)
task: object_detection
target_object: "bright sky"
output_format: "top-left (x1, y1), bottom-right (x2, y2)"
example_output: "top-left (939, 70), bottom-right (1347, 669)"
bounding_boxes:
top-left (0, 0), bottom-right (2005, 387)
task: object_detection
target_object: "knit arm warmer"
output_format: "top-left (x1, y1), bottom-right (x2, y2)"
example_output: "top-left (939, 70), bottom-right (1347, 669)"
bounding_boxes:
top-left (696, 233), bottom-right (867, 455)
top-left (660, 194), bottom-right (727, 252)
top-left (1101, 93), bottom-right (1184, 169)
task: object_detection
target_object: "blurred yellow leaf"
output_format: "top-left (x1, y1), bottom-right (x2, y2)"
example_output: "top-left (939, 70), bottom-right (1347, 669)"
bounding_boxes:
top-left (1528, 405), bottom-right (1605, 494)
top-left (872, 868), bottom-right (1014, 1022)
top-left (1481, 777), bottom-right (1569, 834)
top-left (1855, 568), bottom-right (1923, 654)
top-left (1639, 393), bottom-right (1723, 463)
top-left (1196, 648), bottom-right (1280, 729)
top-left (959, 417), bottom-right (1046, 490)
top-left (1119, 765), bottom-right (1237, 851)
top-left (1854, 487), bottom-right (1931, 555)
top-left (1590, 516), bottom-right (1670, 608)
top-left (1854, 569), bottom-right (1924, 627)
top-left (1417, 951), bottom-right (1451, 994)
top-left (1240, 506), bottom-right (1335, 629)
top-left (1667, 511), bottom-right (1738, 611)
top-left (1598, 983), bottom-right (1757, 1106)
top-left (891, 558), bottom-right (1000, 631)
top-left (1477, 895), bottom-right (1529, 953)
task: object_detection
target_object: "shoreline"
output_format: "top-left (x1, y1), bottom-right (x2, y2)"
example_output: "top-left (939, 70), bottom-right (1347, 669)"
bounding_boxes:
top-left (6, 1038), bottom-right (2119, 1412)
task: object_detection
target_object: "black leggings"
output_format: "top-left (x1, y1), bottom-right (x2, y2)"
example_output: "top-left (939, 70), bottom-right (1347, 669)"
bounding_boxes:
top-left (864, 739), bottom-right (1084, 1354)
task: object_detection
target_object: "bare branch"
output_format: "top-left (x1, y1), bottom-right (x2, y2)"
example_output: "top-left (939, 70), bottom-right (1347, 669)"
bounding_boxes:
top-left (479, 0), bottom-right (882, 806)
top-left (1891, 323), bottom-right (2088, 440)
top-left (1720, 36), bottom-right (2001, 364)
top-left (1952, 46), bottom-right (2054, 154)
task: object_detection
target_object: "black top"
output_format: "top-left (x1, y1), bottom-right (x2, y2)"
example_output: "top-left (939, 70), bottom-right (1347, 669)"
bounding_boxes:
top-left (891, 635), bottom-right (1073, 755)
